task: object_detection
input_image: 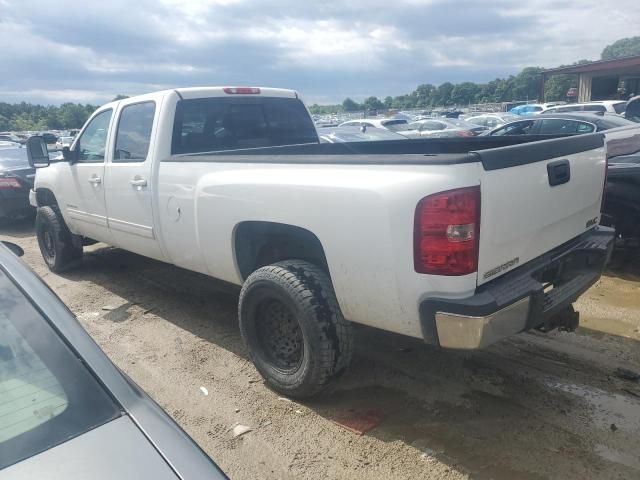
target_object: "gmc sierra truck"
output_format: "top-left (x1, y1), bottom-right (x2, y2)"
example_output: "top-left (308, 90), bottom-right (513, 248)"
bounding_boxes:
top-left (25, 86), bottom-right (626, 398)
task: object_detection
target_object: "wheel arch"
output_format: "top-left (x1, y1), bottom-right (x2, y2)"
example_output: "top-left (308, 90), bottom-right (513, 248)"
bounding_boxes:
top-left (35, 188), bottom-right (58, 207)
top-left (233, 221), bottom-right (329, 281)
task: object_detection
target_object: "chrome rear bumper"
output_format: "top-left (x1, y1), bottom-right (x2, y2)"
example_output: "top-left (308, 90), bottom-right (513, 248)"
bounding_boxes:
top-left (420, 226), bottom-right (614, 349)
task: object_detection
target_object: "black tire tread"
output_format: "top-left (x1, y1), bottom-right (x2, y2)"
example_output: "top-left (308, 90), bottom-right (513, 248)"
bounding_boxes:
top-left (35, 206), bottom-right (82, 273)
top-left (239, 260), bottom-right (353, 398)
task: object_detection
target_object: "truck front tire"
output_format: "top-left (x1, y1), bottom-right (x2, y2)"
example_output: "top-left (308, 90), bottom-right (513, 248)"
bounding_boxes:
top-left (239, 260), bottom-right (353, 398)
top-left (35, 206), bottom-right (83, 273)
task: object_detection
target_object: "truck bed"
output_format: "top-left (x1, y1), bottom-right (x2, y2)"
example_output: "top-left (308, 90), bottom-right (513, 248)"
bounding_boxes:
top-left (166, 134), bottom-right (603, 170)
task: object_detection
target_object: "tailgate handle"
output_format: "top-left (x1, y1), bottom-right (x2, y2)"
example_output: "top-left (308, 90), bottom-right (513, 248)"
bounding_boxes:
top-left (547, 160), bottom-right (570, 186)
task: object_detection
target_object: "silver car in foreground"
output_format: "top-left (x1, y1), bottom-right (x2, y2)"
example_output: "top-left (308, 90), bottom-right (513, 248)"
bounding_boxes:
top-left (0, 243), bottom-right (226, 479)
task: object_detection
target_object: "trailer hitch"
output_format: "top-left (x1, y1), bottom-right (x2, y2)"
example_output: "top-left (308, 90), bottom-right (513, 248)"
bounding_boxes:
top-left (536, 305), bottom-right (580, 333)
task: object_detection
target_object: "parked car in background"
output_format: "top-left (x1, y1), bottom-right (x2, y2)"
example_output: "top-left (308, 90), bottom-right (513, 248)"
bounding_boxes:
top-left (542, 100), bottom-right (627, 115)
top-left (401, 118), bottom-right (486, 138)
top-left (0, 146), bottom-right (35, 219)
top-left (510, 103), bottom-right (564, 116)
top-left (465, 113), bottom-right (519, 129)
top-left (625, 95), bottom-right (640, 122)
top-left (0, 133), bottom-right (25, 144)
top-left (317, 126), bottom-right (408, 143)
top-left (338, 118), bottom-right (409, 132)
top-left (41, 133), bottom-right (58, 145)
top-left (601, 125), bottom-right (640, 243)
top-left (483, 113), bottom-right (635, 136)
top-left (55, 136), bottom-right (74, 149)
top-left (0, 141), bottom-right (22, 149)
top-left (0, 242), bottom-right (227, 479)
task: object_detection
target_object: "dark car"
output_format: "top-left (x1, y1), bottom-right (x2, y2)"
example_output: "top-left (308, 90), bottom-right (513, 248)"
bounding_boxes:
top-left (0, 147), bottom-right (35, 219)
top-left (41, 133), bottom-right (58, 145)
top-left (0, 242), bottom-right (227, 479)
top-left (626, 95), bottom-right (640, 122)
top-left (600, 126), bottom-right (640, 243)
top-left (484, 112), bottom-right (635, 136)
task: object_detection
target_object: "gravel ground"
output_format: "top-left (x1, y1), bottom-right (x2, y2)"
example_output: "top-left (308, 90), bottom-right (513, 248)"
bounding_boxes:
top-left (2, 218), bottom-right (640, 480)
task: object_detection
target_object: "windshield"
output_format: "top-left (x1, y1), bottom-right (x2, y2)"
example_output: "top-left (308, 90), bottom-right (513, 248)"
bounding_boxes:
top-left (0, 148), bottom-right (29, 169)
top-left (0, 269), bottom-right (120, 469)
top-left (613, 102), bottom-right (627, 114)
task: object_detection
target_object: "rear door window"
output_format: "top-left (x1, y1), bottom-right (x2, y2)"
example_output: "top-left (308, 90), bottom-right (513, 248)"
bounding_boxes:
top-left (172, 97), bottom-right (319, 154)
top-left (381, 120), bottom-right (409, 131)
top-left (0, 270), bottom-right (120, 469)
top-left (538, 119), bottom-right (593, 134)
top-left (113, 102), bottom-right (156, 162)
top-left (492, 120), bottom-right (534, 135)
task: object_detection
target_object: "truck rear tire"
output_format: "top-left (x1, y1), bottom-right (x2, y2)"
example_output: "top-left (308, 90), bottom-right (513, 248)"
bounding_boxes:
top-left (239, 260), bottom-right (353, 398)
top-left (35, 206), bottom-right (83, 273)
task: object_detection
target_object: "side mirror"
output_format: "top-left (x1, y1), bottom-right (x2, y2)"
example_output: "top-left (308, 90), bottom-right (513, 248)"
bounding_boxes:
top-left (26, 136), bottom-right (50, 168)
top-left (62, 146), bottom-right (77, 164)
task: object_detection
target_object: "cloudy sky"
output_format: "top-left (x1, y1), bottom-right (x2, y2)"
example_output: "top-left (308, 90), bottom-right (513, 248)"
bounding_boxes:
top-left (1, 0), bottom-right (639, 105)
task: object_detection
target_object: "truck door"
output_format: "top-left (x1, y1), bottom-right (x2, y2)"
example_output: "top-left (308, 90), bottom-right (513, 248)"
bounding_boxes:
top-left (104, 100), bottom-right (165, 260)
top-left (61, 108), bottom-right (114, 243)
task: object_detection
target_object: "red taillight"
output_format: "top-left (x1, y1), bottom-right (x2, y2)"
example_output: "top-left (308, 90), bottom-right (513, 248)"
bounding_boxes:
top-left (414, 186), bottom-right (481, 275)
top-left (0, 177), bottom-right (21, 189)
top-left (223, 87), bottom-right (261, 94)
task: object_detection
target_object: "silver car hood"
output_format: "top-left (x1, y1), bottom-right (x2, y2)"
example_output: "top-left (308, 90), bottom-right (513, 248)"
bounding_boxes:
top-left (0, 416), bottom-right (178, 480)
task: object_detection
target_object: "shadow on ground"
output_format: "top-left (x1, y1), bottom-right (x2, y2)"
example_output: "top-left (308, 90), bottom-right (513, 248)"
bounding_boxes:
top-left (0, 216), bottom-right (36, 239)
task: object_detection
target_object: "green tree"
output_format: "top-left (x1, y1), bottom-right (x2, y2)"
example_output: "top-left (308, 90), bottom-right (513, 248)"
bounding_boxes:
top-left (362, 96), bottom-right (384, 111)
top-left (112, 94), bottom-right (130, 101)
top-left (342, 97), bottom-right (361, 112)
top-left (511, 67), bottom-right (544, 102)
top-left (414, 84), bottom-right (436, 107)
top-left (432, 82), bottom-right (454, 106)
top-left (544, 74), bottom-right (575, 101)
top-left (383, 96), bottom-right (394, 108)
top-left (602, 36), bottom-right (640, 60)
top-left (451, 82), bottom-right (480, 106)
top-left (0, 114), bottom-right (10, 131)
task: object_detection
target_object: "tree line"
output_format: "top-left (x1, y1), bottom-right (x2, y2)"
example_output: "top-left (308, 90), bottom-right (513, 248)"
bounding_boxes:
top-left (0, 95), bottom-right (129, 132)
top-left (310, 36), bottom-right (640, 114)
top-left (309, 66), bottom-right (582, 114)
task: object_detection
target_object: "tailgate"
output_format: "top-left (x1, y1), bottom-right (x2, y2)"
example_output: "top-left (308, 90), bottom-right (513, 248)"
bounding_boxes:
top-left (475, 134), bottom-right (606, 286)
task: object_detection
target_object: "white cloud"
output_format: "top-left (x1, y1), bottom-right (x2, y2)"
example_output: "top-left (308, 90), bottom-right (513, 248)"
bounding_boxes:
top-left (0, 0), bottom-right (639, 104)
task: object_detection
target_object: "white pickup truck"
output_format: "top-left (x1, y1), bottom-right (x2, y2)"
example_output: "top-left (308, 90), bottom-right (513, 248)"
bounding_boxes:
top-left (26, 86), bottom-right (618, 398)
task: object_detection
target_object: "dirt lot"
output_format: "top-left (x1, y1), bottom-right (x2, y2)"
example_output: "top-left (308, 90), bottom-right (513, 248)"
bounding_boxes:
top-left (2, 218), bottom-right (640, 480)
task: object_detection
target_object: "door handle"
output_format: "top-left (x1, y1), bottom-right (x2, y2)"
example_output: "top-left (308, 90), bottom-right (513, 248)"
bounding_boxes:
top-left (547, 160), bottom-right (570, 187)
top-left (130, 178), bottom-right (148, 187)
top-left (88, 176), bottom-right (102, 185)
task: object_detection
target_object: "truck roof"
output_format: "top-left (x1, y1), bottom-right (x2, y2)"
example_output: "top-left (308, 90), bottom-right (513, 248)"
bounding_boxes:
top-left (98, 86), bottom-right (300, 110)
top-left (175, 86), bottom-right (299, 100)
